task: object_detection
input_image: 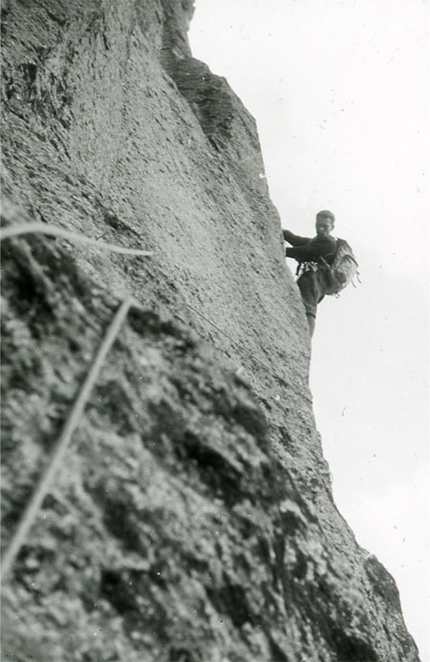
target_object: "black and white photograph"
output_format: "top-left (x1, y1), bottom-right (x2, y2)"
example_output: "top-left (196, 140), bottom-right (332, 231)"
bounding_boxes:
top-left (1, 1), bottom-right (428, 660)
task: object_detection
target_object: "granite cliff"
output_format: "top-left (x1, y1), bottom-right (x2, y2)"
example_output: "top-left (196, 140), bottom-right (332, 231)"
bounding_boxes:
top-left (0, 1), bottom-right (421, 660)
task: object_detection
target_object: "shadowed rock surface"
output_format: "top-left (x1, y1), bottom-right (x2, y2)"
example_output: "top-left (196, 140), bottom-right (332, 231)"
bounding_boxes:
top-left (0, 1), bottom-right (421, 660)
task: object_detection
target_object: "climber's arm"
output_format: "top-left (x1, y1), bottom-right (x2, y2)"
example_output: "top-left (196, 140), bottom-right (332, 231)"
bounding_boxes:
top-left (285, 236), bottom-right (337, 262)
top-left (282, 229), bottom-right (311, 246)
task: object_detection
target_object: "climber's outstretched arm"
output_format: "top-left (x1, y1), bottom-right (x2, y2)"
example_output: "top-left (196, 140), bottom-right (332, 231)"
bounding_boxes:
top-left (282, 229), bottom-right (310, 246)
top-left (286, 235), bottom-right (336, 262)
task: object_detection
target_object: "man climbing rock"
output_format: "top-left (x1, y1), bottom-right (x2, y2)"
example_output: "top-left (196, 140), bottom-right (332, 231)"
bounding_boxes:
top-left (283, 210), bottom-right (337, 337)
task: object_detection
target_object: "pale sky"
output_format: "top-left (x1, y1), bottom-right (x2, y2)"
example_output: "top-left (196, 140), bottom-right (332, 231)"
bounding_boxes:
top-left (189, 1), bottom-right (429, 659)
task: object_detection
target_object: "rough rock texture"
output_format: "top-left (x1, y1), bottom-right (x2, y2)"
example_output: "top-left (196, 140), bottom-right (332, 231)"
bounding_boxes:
top-left (0, 1), bottom-right (421, 661)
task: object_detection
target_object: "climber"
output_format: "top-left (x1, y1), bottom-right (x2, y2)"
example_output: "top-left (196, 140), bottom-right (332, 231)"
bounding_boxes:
top-left (283, 210), bottom-right (337, 338)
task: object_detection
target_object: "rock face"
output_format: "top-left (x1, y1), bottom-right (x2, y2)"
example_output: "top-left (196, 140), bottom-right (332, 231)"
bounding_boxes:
top-left (0, 1), bottom-right (421, 661)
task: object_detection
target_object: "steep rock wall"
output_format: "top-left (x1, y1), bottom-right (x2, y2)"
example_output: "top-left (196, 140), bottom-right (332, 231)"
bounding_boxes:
top-left (0, 1), bottom-right (420, 661)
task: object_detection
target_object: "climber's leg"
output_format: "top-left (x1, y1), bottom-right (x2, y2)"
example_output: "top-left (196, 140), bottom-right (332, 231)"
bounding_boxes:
top-left (297, 271), bottom-right (318, 336)
top-left (306, 313), bottom-right (316, 337)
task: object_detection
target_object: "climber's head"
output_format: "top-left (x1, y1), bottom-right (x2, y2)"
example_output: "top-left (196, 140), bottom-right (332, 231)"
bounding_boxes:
top-left (315, 210), bottom-right (335, 237)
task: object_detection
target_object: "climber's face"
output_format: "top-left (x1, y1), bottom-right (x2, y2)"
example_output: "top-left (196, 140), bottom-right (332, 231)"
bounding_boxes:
top-left (315, 217), bottom-right (334, 238)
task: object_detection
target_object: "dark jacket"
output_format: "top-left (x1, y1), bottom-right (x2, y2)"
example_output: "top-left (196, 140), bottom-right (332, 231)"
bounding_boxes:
top-left (283, 229), bottom-right (337, 264)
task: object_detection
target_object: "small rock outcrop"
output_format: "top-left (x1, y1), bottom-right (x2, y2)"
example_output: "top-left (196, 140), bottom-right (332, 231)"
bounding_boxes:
top-left (1, 1), bottom-right (421, 661)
